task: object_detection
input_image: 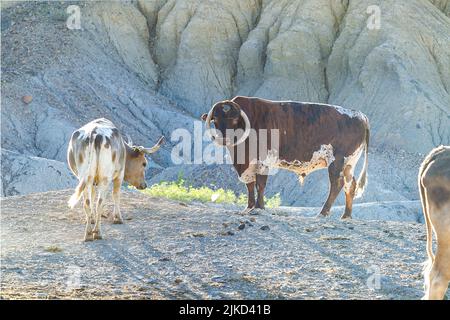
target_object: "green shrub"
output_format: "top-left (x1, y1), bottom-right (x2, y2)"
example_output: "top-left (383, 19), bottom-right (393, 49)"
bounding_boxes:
top-left (136, 179), bottom-right (281, 208)
top-left (44, 246), bottom-right (62, 253)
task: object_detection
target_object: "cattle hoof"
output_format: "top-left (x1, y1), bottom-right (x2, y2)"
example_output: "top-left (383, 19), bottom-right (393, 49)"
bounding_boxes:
top-left (240, 207), bottom-right (255, 215)
top-left (341, 215), bottom-right (352, 220)
top-left (316, 213), bottom-right (329, 218)
top-left (113, 218), bottom-right (123, 225)
top-left (84, 228), bottom-right (94, 241)
top-left (92, 232), bottom-right (102, 240)
top-left (250, 208), bottom-right (263, 215)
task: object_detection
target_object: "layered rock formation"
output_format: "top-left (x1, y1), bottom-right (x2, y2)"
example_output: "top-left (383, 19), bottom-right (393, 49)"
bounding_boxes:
top-left (1, 149), bottom-right (76, 196)
top-left (1, 0), bottom-right (449, 209)
top-left (141, 0), bottom-right (450, 152)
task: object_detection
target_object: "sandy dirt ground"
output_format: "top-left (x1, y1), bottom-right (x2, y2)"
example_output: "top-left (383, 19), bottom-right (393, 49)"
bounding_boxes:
top-left (0, 190), bottom-right (428, 299)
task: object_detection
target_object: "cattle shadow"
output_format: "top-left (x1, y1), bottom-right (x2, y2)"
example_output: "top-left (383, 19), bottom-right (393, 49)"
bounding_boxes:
top-left (279, 220), bottom-right (423, 299)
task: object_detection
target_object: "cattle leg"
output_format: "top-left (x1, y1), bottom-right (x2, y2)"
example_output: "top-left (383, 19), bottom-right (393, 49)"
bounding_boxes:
top-left (112, 178), bottom-right (124, 224)
top-left (82, 191), bottom-right (94, 241)
top-left (83, 189), bottom-right (94, 224)
top-left (90, 186), bottom-right (96, 223)
top-left (318, 159), bottom-right (344, 217)
top-left (341, 165), bottom-right (357, 219)
top-left (255, 174), bottom-right (268, 209)
top-left (424, 254), bottom-right (449, 300)
top-left (92, 183), bottom-right (108, 240)
top-left (243, 182), bottom-right (256, 213)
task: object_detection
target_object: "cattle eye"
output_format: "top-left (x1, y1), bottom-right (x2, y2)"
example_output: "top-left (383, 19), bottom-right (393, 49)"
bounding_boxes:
top-left (143, 162), bottom-right (147, 167)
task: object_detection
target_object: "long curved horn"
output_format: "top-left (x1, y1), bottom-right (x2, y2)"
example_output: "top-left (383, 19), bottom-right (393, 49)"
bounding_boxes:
top-left (205, 106), bottom-right (216, 138)
top-left (126, 134), bottom-right (133, 146)
top-left (137, 136), bottom-right (165, 154)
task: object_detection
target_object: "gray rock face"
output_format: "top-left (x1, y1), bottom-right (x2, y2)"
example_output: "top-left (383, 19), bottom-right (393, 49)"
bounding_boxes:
top-left (147, 0), bottom-right (450, 153)
top-left (1, 0), bottom-right (449, 214)
top-left (430, 0), bottom-right (450, 16)
top-left (326, 0), bottom-right (450, 153)
top-left (1, 1), bottom-right (193, 182)
top-left (96, 2), bottom-right (159, 88)
top-left (1, 149), bottom-right (76, 197)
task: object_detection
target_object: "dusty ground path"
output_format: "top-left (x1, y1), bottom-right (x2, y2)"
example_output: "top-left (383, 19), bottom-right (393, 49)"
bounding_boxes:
top-left (1, 190), bottom-right (426, 299)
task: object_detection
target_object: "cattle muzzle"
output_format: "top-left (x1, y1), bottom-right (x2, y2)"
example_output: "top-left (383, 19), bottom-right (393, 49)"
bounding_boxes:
top-left (137, 182), bottom-right (147, 190)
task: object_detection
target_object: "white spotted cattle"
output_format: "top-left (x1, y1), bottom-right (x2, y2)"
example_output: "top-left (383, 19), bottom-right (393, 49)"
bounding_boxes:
top-left (67, 118), bottom-right (164, 241)
top-left (419, 145), bottom-right (450, 300)
top-left (201, 96), bottom-right (370, 218)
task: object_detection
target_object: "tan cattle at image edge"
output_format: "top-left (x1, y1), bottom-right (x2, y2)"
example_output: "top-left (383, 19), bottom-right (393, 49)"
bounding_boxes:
top-left (419, 145), bottom-right (450, 300)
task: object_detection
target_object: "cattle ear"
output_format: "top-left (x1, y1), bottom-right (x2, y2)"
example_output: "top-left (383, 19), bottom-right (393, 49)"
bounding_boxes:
top-left (200, 113), bottom-right (208, 121)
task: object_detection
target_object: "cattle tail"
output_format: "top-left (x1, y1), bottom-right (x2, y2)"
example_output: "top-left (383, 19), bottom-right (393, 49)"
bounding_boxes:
top-left (68, 133), bottom-right (97, 209)
top-left (354, 127), bottom-right (370, 198)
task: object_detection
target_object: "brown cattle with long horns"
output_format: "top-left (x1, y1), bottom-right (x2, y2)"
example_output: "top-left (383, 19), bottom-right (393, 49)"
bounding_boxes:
top-left (201, 96), bottom-right (370, 219)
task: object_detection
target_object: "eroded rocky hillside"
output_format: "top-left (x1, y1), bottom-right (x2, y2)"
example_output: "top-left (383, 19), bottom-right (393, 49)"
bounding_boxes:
top-left (1, 0), bottom-right (449, 209)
